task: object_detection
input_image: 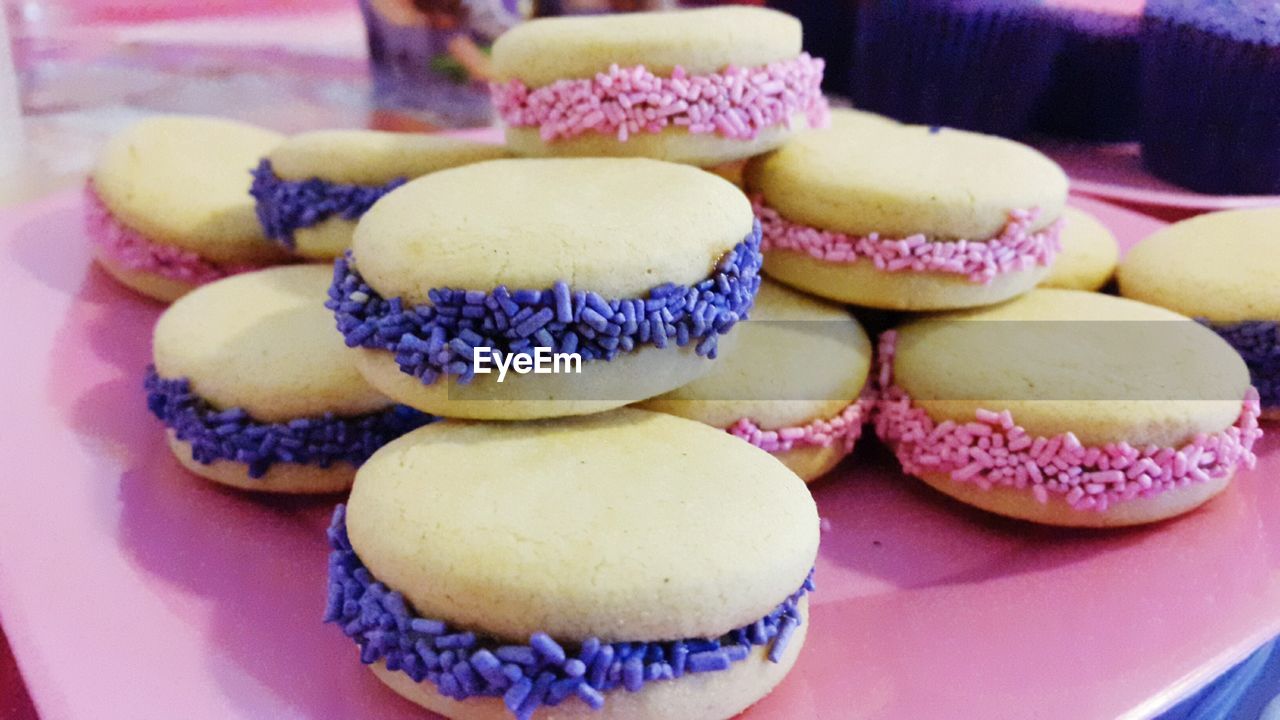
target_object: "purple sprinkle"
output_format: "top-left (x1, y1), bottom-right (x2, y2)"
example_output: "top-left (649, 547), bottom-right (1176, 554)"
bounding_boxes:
top-left (144, 367), bottom-right (432, 478)
top-left (769, 616), bottom-right (799, 663)
top-left (250, 160), bottom-right (406, 249)
top-left (503, 677), bottom-right (532, 713)
top-left (323, 509), bottom-right (813, 719)
top-left (410, 618), bottom-right (446, 635)
top-left (436, 632), bottom-right (476, 650)
top-left (623, 656), bottom-right (645, 692)
top-left (546, 677), bottom-right (582, 706)
top-left (496, 646), bottom-right (538, 666)
top-left (530, 632), bottom-right (566, 665)
top-left (687, 650), bottom-right (731, 673)
top-left (576, 683), bottom-right (605, 710)
top-left (326, 222), bottom-right (763, 385)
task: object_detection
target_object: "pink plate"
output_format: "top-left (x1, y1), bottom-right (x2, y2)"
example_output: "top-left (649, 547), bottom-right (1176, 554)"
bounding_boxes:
top-left (1041, 140), bottom-right (1280, 212)
top-left (1, 190), bottom-right (1278, 720)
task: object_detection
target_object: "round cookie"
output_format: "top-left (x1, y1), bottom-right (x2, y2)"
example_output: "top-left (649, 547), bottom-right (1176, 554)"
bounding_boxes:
top-left (330, 157), bottom-right (761, 420)
top-left (87, 115), bottom-right (289, 302)
top-left (327, 408), bottom-right (819, 720)
top-left (490, 6), bottom-right (828, 167)
top-left (745, 121), bottom-right (1069, 311)
top-left (1118, 207), bottom-right (1280, 418)
top-left (639, 281), bottom-right (873, 482)
top-left (251, 130), bottom-right (510, 260)
top-left (148, 265), bottom-right (430, 492)
top-left (876, 289), bottom-right (1260, 527)
top-left (1040, 206), bottom-right (1119, 291)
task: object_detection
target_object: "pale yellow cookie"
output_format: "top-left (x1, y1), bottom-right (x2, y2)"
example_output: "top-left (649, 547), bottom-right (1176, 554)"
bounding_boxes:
top-left (745, 121), bottom-right (1067, 310)
top-left (493, 7), bottom-right (815, 166)
top-left (886, 289), bottom-right (1254, 527)
top-left (347, 409), bottom-right (817, 642)
top-left (491, 6), bottom-right (801, 86)
top-left (154, 265), bottom-right (390, 421)
top-left (92, 251), bottom-right (197, 304)
top-left (91, 115), bottom-right (287, 265)
top-left (639, 281), bottom-right (872, 481)
top-left (346, 158), bottom-right (757, 420)
top-left (268, 130), bottom-right (510, 185)
top-left (746, 122), bottom-right (1067, 240)
top-left (1118, 207), bottom-right (1280, 323)
top-left (1041, 207), bottom-right (1119, 292)
top-left (262, 130), bottom-right (512, 260)
top-left (152, 265), bottom-right (406, 492)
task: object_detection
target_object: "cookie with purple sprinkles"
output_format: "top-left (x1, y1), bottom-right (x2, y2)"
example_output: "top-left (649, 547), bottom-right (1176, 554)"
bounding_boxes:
top-left (251, 130), bottom-right (509, 261)
top-left (330, 157), bottom-right (762, 420)
top-left (1119, 208), bottom-right (1280, 420)
top-left (329, 408), bottom-right (819, 719)
top-left (149, 265), bottom-right (431, 493)
top-left (639, 281), bottom-right (874, 483)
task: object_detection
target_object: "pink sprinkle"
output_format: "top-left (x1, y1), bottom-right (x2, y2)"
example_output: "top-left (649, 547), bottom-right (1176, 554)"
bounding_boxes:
top-left (753, 197), bottom-right (1064, 285)
top-left (83, 183), bottom-right (256, 285)
top-left (727, 393), bottom-right (873, 455)
top-left (491, 54), bottom-right (829, 143)
top-left (872, 331), bottom-right (1264, 512)
top-left (820, 517), bottom-right (832, 532)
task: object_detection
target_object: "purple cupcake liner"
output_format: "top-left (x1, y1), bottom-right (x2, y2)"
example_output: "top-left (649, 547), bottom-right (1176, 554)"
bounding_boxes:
top-left (326, 222), bottom-right (763, 386)
top-left (250, 159), bottom-right (407, 251)
top-left (766, 0), bottom-right (858, 95)
top-left (1140, 14), bottom-right (1280, 194)
top-left (1202, 320), bottom-right (1280, 410)
top-left (145, 366), bottom-right (434, 478)
top-left (851, 0), bottom-right (1063, 137)
top-left (324, 505), bottom-right (814, 720)
top-left (1033, 10), bottom-right (1141, 141)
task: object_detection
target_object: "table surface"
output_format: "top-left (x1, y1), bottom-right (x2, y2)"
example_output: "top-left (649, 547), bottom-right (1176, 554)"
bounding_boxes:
top-left (4, 6), bottom-right (1280, 719)
top-left (2, 189), bottom-right (1278, 720)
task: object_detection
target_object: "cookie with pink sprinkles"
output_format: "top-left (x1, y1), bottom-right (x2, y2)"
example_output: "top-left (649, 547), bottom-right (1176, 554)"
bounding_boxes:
top-left (745, 117), bottom-right (1068, 310)
top-left (489, 6), bottom-right (829, 167)
top-left (875, 289), bottom-right (1262, 527)
top-left (87, 115), bottom-right (290, 303)
top-left (640, 281), bottom-right (873, 483)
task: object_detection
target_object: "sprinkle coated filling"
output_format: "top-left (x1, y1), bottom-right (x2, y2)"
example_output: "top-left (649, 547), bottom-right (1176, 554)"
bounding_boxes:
top-left (752, 196), bottom-right (1063, 285)
top-left (491, 54), bottom-right (829, 143)
top-left (1202, 319), bottom-right (1280, 410)
top-left (728, 394), bottom-right (872, 454)
top-left (873, 331), bottom-right (1262, 511)
top-left (84, 183), bottom-right (254, 285)
top-left (145, 366), bottom-right (433, 478)
top-left (250, 159), bottom-right (407, 250)
top-left (325, 506), bottom-right (813, 720)
top-left (327, 223), bottom-right (763, 385)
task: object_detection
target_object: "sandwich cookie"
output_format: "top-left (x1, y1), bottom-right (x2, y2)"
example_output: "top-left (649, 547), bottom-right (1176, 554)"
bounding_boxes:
top-left (251, 130), bottom-right (510, 260)
top-left (329, 158), bottom-right (761, 420)
top-left (745, 120), bottom-right (1068, 310)
top-left (1119, 208), bottom-right (1280, 419)
top-left (875, 289), bottom-right (1261, 527)
top-left (489, 6), bottom-right (828, 167)
top-left (640, 281), bottom-right (873, 482)
top-left (87, 115), bottom-right (289, 302)
top-left (1039, 206), bottom-right (1119, 292)
top-left (147, 265), bottom-right (431, 493)
top-left (326, 408), bottom-right (818, 719)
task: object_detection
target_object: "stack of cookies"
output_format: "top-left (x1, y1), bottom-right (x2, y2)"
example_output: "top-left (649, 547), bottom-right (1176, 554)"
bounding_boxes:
top-left (80, 5), bottom-right (1266, 719)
